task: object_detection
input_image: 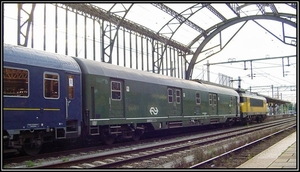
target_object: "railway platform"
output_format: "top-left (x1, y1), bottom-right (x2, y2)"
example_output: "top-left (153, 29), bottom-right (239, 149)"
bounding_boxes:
top-left (236, 131), bottom-right (297, 169)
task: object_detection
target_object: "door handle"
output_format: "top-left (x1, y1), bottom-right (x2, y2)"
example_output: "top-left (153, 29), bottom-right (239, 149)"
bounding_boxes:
top-left (65, 97), bottom-right (69, 119)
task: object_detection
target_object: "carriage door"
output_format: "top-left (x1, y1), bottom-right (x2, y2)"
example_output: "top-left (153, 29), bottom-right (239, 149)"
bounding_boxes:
top-left (65, 74), bottom-right (74, 120)
top-left (65, 74), bottom-right (81, 119)
top-left (231, 96), bottom-right (238, 115)
top-left (209, 93), bottom-right (218, 115)
top-left (167, 87), bottom-right (182, 116)
top-left (110, 79), bottom-right (124, 118)
top-left (64, 73), bottom-right (81, 138)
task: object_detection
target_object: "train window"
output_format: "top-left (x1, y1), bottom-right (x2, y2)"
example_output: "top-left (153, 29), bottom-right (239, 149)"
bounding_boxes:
top-left (111, 81), bottom-right (121, 100)
top-left (250, 98), bottom-right (263, 107)
top-left (3, 67), bottom-right (29, 97)
top-left (44, 73), bottom-right (59, 99)
top-left (196, 93), bottom-right (201, 105)
top-left (176, 89), bottom-right (181, 104)
top-left (209, 94), bottom-right (212, 105)
top-left (68, 75), bottom-right (74, 99)
top-left (240, 97), bottom-right (246, 103)
top-left (168, 88), bottom-right (173, 103)
top-left (213, 94), bottom-right (217, 106)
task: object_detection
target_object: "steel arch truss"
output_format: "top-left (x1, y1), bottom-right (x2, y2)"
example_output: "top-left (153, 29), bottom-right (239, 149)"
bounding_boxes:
top-left (186, 14), bottom-right (296, 79)
top-left (91, 4), bottom-right (133, 63)
top-left (15, 3), bottom-right (296, 80)
top-left (150, 3), bottom-right (206, 74)
top-left (17, 3), bottom-right (36, 47)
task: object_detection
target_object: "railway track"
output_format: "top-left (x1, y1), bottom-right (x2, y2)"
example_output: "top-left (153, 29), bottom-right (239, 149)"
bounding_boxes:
top-left (189, 125), bottom-right (296, 168)
top-left (3, 116), bottom-right (295, 169)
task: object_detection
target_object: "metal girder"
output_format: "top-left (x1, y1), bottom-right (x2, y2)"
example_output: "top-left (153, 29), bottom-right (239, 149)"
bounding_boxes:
top-left (204, 4), bottom-right (226, 21)
top-left (14, 3), bottom-right (296, 81)
top-left (255, 4), bottom-right (279, 15)
top-left (225, 3), bottom-right (240, 17)
top-left (269, 4), bottom-right (278, 14)
top-left (57, 3), bottom-right (190, 53)
top-left (100, 4), bottom-right (133, 63)
top-left (151, 3), bottom-right (204, 73)
top-left (252, 19), bottom-right (296, 47)
top-left (186, 15), bottom-right (296, 80)
top-left (256, 4), bottom-right (268, 14)
top-left (152, 3), bottom-right (205, 34)
top-left (188, 3), bottom-right (286, 48)
top-left (285, 3), bottom-right (297, 9)
top-left (188, 12), bottom-right (296, 57)
top-left (17, 3), bottom-right (36, 47)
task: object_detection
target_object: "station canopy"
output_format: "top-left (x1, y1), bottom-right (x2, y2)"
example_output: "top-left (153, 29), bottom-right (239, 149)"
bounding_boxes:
top-left (262, 95), bottom-right (292, 105)
top-left (90, 3), bottom-right (296, 53)
top-left (3, 3), bottom-right (296, 104)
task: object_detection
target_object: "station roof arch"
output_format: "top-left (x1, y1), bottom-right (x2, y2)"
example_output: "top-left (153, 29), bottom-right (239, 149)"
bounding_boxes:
top-left (47, 3), bottom-right (297, 78)
top-left (4, 3), bottom-right (296, 74)
top-left (3, 2), bottom-right (296, 104)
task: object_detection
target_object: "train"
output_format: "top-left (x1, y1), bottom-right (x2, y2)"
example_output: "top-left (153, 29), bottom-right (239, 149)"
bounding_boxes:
top-left (3, 43), bottom-right (268, 155)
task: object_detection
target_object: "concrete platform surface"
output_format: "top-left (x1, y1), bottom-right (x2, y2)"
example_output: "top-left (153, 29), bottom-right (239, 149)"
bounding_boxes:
top-left (237, 131), bottom-right (297, 169)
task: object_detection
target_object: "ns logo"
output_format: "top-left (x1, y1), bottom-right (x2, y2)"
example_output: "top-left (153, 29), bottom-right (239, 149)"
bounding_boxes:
top-left (149, 107), bottom-right (159, 115)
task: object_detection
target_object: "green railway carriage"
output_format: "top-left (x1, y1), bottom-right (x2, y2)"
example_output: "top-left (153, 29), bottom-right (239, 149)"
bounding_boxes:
top-left (73, 57), bottom-right (240, 144)
top-left (203, 84), bottom-right (240, 124)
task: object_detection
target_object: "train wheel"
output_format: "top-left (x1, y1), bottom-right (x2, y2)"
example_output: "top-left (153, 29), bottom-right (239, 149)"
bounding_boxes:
top-left (101, 132), bottom-right (116, 145)
top-left (132, 130), bottom-right (143, 141)
top-left (22, 138), bottom-right (43, 156)
top-left (64, 138), bottom-right (82, 149)
top-left (225, 118), bottom-right (234, 127)
top-left (67, 138), bottom-right (79, 145)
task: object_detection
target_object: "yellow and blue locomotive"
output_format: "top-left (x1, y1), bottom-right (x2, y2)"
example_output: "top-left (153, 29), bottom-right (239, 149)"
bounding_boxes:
top-left (238, 91), bottom-right (268, 123)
